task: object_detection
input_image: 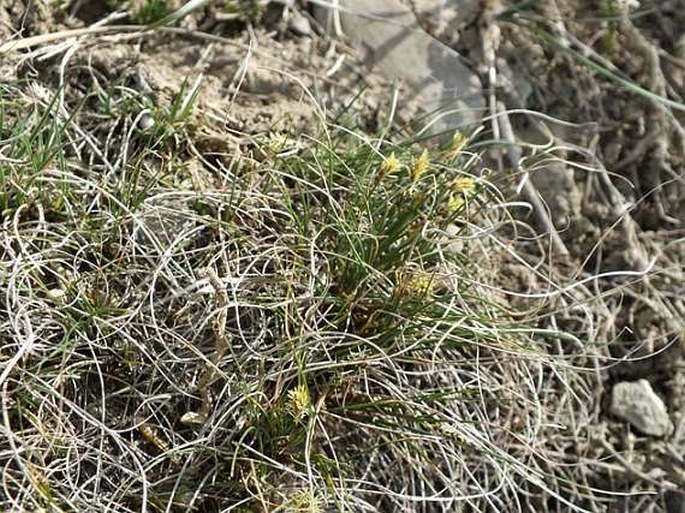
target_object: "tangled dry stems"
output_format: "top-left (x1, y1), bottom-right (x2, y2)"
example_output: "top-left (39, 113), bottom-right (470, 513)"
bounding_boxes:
top-left (0, 30), bottom-right (673, 512)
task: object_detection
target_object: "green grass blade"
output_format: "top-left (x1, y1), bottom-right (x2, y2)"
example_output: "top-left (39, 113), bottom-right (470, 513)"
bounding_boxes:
top-left (524, 22), bottom-right (685, 112)
top-left (148, 0), bottom-right (212, 28)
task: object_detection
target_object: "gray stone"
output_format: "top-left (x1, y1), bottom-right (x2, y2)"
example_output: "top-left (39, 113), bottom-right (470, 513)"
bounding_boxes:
top-left (411, 0), bottom-right (480, 33)
top-left (317, 0), bottom-right (484, 133)
top-left (137, 112), bottom-right (155, 132)
top-left (610, 380), bottom-right (673, 437)
top-left (289, 11), bottom-right (312, 36)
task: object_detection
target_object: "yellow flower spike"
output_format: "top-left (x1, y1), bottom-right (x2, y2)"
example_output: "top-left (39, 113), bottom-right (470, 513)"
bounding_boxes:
top-left (409, 272), bottom-right (434, 296)
top-left (446, 194), bottom-right (465, 213)
top-left (395, 268), bottom-right (435, 298)
top-left (409, 149), bottom-right (430, 182)
top-left (452, 176), bottom-right (476, 196)
top-left (286, 384), bottom-right (311, 422)
top-left (381, 152), bottom-right (401, 176)
top-left (265, 132), bottom-right (288, 152)
top-left (286, 489), bottom-right (324, 513)
top-left (443, 130), bottom-right (468, 160)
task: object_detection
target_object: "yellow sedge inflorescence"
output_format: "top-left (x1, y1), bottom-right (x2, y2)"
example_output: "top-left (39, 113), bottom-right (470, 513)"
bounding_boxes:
top-left (395, 268), bottom-right (435, 298)
top-left (286, 384), bottom-right (311, 422)
top-left (409, 149), bottom-right (430, 182)
top-left (452, 176), bottom-right (476, 195)
top-left (381, 152), bottom-right (401, 176)
top-left (442, 130), bottom-right (469, 160)
top-left (446, 194), bottom-right (464, 213)
top-left (446, 175), bottom-right (477, 213)
top-left (265, 132), bottom-right (289, 151)
top-left (285, 489), bottom-right (324, 513)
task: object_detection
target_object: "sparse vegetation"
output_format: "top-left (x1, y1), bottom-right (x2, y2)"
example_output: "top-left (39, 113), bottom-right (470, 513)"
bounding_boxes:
top-left (107, 0), bottom-right (172, 24)
top-left (0, 73), bottom-right (570, 510)
top-left (0, 1), bottom-right (683, 512)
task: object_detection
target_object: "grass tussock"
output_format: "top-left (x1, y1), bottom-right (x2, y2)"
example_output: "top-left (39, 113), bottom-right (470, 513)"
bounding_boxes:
top-left (0, 66), bottom-right (594, 513)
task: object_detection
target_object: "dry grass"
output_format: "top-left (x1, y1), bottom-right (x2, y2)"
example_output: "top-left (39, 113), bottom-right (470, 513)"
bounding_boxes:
top-left (1, 4), bottom-right (682, 512)
top-left (0, 50), bottom-right (586, 513)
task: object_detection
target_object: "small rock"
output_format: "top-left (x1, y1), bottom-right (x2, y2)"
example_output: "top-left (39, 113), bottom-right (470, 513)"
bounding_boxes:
top-left (412, 0), bottom-right (480, 33)
top-left (315, 0), bottom-right (484, 133)
top-left (610, 379), bottom-right (673, 437)
top-left (137, 112), bottom-right (155, 132)
top-left (289, 11), bottom-right (312, 36)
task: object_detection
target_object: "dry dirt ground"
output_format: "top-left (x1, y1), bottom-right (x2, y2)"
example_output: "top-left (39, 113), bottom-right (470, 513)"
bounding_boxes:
top-left (444, 2), bottom-right (685, 509)
top-left (1, 0), bottom-right (684, 511)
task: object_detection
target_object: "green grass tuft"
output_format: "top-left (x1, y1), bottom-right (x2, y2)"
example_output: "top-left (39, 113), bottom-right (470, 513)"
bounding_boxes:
top-left (0, 54), bottom-right (592, 512)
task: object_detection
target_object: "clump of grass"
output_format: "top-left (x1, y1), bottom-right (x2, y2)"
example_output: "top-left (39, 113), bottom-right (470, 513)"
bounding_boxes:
top-left (108, 0), bottom-right (171, 24)
top-left (222, 0), bottom-right (269, 23)
top-left (0, 55), bottom-right (591, 512)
